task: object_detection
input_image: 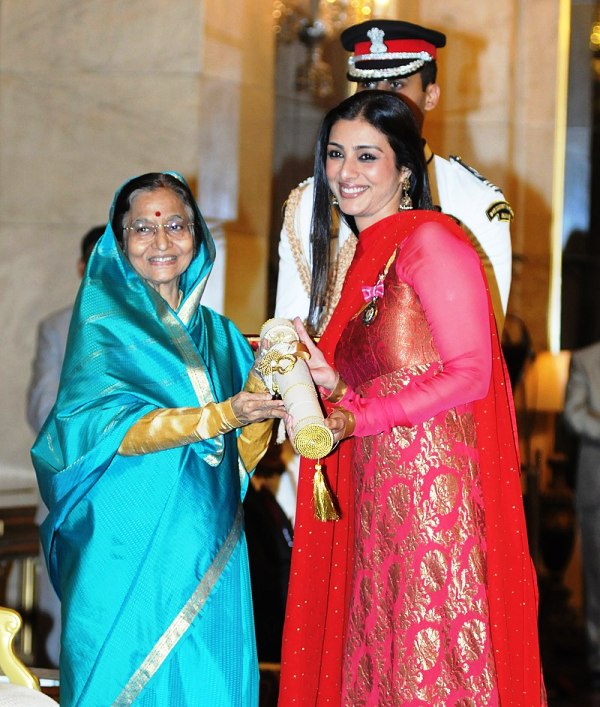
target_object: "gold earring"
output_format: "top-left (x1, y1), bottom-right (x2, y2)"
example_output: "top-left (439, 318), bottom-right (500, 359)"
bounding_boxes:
top-left (330, 192), bottom-right (339, 207)
top-left (399, 177), bottom-right (412, 210)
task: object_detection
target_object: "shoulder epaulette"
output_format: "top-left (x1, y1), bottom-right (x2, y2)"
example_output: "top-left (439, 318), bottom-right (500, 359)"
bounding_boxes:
top-left (450, 156), bottom-right (513, 222)
top-left (450, 155), bottom-right (502, 194)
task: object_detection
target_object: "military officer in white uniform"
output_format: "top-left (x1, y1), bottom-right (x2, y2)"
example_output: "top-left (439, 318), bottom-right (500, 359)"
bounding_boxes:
top-left (275, 19), bottom-right (513, 335)
top-left (274, 20), bottom-right (514, 521)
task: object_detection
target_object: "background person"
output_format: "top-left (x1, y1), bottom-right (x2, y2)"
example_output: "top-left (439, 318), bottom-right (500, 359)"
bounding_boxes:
top-left (26, 224), bottom-right (104, 668)
top-left (243, 443), bottom-right (293, 664)
top-left (278, 91), bottom-right (544, 705)
top-left (31, 172), bottom-right (285, 706)
top-left (563, 342), bottom-right (600, 690)
top-left (27, 225), bottom-right (104, 434)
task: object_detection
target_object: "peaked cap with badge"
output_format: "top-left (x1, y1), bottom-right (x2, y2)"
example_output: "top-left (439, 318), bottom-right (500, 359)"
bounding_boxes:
top-left (341, 19), bottom-right (446, 82)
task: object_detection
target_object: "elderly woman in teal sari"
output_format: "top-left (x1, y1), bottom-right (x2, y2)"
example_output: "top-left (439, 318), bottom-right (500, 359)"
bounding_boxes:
top-left (31, 172), bottom-right (285, 706)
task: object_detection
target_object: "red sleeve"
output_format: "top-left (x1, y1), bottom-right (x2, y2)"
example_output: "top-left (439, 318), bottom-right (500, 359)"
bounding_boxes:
top-left (337, 222), bottom-right (492, 437)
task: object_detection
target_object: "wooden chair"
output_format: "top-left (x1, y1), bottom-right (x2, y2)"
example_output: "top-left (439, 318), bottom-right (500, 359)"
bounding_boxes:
top-left (0, 608), bottom-right (58, 704)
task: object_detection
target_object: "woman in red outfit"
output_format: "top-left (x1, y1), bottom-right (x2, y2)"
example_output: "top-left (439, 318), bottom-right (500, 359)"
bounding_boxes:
top-left (279, 91), bottom-right (545, 706)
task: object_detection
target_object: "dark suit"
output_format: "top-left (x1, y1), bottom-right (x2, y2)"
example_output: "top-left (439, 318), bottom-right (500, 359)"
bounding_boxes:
top-left (244, 483), bottom-right (293, 663)
top-left (27, 306), bottom-right (72, 433)
top-left (564, 342), bottom-right (600, 673)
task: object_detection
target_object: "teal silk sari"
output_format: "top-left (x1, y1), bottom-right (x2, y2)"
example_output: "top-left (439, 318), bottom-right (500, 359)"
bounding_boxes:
top-left (31, 174), bottom-right (258, 706)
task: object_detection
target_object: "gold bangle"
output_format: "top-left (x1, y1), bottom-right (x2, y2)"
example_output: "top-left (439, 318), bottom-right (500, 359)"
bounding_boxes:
top-left (325, 375), bottom-right (348, 404)
top-left (338, 407), bottom-right (356, 439)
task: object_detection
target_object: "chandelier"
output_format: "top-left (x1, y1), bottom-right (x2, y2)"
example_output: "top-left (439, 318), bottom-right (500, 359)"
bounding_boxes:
top-left (592, 20), bottom-right (600, 78)
top-left (273, 0), bottom-right (391, 99)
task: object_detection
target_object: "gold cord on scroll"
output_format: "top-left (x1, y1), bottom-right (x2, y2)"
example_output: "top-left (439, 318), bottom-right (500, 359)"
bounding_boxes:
top-left (257, 318), bottom-right (334, 461)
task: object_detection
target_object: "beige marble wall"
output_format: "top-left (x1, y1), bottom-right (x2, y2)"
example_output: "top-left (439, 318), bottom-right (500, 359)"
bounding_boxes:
top-left (0, 0), bottom-right (275, 472)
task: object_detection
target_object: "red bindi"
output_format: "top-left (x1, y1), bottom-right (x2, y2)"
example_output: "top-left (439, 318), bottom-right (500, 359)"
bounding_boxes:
top-left (155, 211), bottom-right (161, 217)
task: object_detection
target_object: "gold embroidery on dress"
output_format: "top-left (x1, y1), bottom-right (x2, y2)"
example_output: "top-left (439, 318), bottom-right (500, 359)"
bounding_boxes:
top-left (339, 271), bottom-right (497, 704)
top-left (429, 473), bottom-right (460, 515)
top-left (414, 627), bottom-right (441, 671)
top-left (344, 385), bottom-right (497, 703)
top-left (420, 549), bottom-right (449, 592)
top-left (458, 618), bottom-right (488, 664)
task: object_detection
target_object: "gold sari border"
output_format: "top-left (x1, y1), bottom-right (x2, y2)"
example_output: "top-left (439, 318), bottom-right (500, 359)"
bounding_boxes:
top-left (112, 504), bottom-right (244, 705)
top-left (150, 288), bottom-right (224, 465)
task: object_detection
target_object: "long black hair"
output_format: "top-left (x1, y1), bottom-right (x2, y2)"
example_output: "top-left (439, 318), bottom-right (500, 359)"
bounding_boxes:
top-left (111, 172), bottom-right (204, 255)
top-left (308, 90), bottom-right (433, 332)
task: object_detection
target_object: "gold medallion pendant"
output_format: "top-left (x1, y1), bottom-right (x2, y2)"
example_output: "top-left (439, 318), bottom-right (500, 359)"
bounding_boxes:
top-left (362, 300), bottom-right (379, 326)
top-left (359, 251), bottom-right (398, 327)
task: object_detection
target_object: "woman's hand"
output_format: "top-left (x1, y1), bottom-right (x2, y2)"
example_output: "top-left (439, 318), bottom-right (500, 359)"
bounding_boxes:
top-left (230, 391), bottom-right (285, 425)
top-left (284, 408), bottom-right (353, 447)
top-left (293, 317), bottom-right (338, 391)
top-left (325, 408), bottom-right (353, 444)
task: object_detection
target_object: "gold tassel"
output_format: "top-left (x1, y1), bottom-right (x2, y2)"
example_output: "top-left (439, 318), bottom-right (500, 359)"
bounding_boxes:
top-left (313, 461), bottom-right (340, 522)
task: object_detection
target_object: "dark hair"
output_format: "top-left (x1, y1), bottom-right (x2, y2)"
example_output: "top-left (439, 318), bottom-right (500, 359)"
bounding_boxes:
top-left (308, 90), bottom-right (433, 331)
top-left (80, 225), bottom-right (105, 264)
top-left (111, 173), bottom-right (203, 254)
top-left (418, 61), bottom-right (437, 89)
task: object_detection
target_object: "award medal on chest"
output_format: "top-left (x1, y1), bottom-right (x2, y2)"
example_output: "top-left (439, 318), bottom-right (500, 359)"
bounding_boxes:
top-left (360, 251), bottom-right (397, 327)
top-left (362, 298), bottom-right (379, 326)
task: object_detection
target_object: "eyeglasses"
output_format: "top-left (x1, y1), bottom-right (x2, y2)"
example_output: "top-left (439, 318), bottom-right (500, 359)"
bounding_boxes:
top-left (124, 219), bottom-right (194, 240)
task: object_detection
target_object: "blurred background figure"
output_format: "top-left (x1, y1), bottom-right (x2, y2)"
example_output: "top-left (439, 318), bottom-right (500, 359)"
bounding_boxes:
top-left (563, 341), bottom-right (600, 692)
top-left (275, 19), bottom-right (513, 336)
top-left (26, 224), bottom-right (104, 667)
top-left (27, 225), bottom-right (105, 434)
top-left (243, 442), bottom-right (293, 664)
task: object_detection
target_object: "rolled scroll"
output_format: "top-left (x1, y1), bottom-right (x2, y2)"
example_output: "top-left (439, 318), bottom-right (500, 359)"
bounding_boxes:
top-left (257, 318), bottom-right (334, 460)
